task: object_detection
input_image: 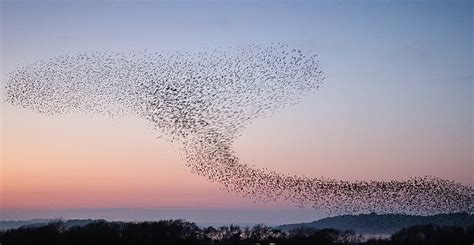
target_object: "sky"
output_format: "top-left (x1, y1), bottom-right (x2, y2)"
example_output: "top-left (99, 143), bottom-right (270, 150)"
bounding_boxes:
top-left (1, 0), bottom-right (472, 225)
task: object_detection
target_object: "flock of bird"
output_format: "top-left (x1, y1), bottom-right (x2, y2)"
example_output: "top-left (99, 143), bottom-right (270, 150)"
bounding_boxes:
top-left (4, 43), bottom-right (472, 215)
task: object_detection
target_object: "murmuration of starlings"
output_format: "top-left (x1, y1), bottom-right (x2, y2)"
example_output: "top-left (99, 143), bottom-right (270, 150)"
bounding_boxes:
top-left (5, 44), bottom-right (472, 215)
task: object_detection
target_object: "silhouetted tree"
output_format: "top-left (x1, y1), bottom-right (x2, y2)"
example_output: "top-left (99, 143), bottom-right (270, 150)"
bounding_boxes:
top-left (391, 224), bottom-right (472, 245)
top-left (1, 220), bottom-right (473, 245)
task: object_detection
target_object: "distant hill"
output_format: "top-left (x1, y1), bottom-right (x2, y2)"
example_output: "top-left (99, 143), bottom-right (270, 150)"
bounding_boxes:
top-left (0, 219), bottom-right (52, 230)
top-left (277, 213), bottom-right (474, 234)
top-left (3, 213), bottom-right (473, 235)
top-left (0, 219), bottom-right (99, 230)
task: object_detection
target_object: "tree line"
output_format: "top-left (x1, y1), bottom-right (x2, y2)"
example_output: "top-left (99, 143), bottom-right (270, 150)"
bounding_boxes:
top-left (0, 219), bottom-right (472, 245)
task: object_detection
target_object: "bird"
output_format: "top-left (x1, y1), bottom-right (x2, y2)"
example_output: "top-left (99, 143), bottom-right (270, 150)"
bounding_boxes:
top-left (4, 43), bottom-right (472, 215)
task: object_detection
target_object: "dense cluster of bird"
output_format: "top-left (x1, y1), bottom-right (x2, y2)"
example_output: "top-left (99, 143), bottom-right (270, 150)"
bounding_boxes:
top-left (4, 44), bottom-right (472, 215)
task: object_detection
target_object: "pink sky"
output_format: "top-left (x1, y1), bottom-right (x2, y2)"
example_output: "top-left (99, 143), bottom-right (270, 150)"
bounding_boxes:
top-left (2, 100), bottom-right (471, 211)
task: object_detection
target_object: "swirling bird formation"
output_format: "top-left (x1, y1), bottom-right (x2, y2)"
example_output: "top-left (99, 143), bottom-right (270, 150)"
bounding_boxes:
top-left (4, 44), bottom-right (472, 215)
